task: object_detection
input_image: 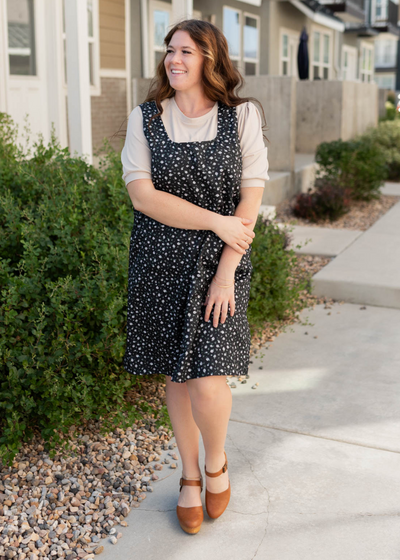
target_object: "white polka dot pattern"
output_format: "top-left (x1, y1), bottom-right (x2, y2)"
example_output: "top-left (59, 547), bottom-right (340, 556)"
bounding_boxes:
top-left (123, 99), bottom-right (253, 383)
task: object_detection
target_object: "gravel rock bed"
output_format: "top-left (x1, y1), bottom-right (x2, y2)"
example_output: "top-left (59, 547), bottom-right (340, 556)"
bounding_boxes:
top-left (275, 193), bottom-right (400, 231)
top-left (0, 411), bottom-right (174, 560)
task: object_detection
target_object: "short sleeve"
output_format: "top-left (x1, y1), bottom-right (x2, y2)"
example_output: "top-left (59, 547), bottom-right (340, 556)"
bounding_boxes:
top-left (121, 105), bottom-right (152, 186)
top-left (236, 101), bottom-right (270, 188)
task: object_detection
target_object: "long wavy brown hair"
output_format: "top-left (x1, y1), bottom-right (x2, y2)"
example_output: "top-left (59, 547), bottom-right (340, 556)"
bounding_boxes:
top-left (113, 18), bottom-right (269, 143)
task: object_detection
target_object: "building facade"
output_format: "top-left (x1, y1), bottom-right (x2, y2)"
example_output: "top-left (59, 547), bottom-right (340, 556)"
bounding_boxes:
top-left (0, 0), bottom-right (389, 163)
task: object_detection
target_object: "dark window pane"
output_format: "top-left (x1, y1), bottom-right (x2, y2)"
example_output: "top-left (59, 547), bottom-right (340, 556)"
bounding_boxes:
top-left (323, 67), bottom-right (329, 79)
top-left (283, 60), bottom-right (288, 75)
top-left (245, 62), bottom-right (256, 75)
top-left (313, 65), bottom-right (319, 79)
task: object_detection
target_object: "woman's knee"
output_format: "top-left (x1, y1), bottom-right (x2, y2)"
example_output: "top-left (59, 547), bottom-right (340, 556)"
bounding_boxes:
top-left (186, 376), bottom-right (227, 407)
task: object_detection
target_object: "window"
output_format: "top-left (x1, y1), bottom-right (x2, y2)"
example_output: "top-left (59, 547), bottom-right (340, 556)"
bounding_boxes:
top-left (374, 73), bottom-right (396, 89)
top-left (280, 28), bottom-right (299, 77)
top-left (282, 34), bottom-right (289, 75)
top-left (7, 0), bottom-right (36, 76)
top-left (374, 38), bottom-right (397, 68)
top-left (312, 29), bottom-right (331, 79)
top-left (360, 43), bottom-right (374, 82)
top-left (223, 7), bottom-right (241, 67)
top-left (223, 7), bottom-right (259, 76)
top-left (61, 0), bottom-right (100, 92)
top-left (375, 0), bottom-right (388, 21)
top-left (243, 14), bottom-right (259, 76)
top-left (154, 9), bottom-right (170, 68)
top-left (342, 45), bottom-right (357, 81)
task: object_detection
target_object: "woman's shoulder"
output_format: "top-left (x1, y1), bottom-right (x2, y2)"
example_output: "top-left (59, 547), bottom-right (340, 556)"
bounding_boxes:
top-left (235, 100), bottom-right (260, 117)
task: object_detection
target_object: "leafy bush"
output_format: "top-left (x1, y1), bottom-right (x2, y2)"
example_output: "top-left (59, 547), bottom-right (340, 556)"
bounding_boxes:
top-left (248, 214), bottom-right (309, 333)
top-left (292, 179), bottom-right (351, 223)
top-left (0, 113), bottom-right (169, 466)
top-left (315, 138), bottom-right (387, 201)
top-left (363, 120), bottom-right (400, 181)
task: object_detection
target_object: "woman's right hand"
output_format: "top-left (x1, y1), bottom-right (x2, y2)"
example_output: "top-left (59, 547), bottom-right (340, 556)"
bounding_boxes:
top-left (213, 215), bottom-right (255, 254)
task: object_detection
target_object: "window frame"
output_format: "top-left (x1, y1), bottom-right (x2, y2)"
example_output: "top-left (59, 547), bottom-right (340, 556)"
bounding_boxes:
top-left (359, 41), bottom-right (374, 83)
top-left (148, 0), bottom-right (172, 78)
top-left (372, 0), bottom-right (389, 22)
top-left (279, 27), bottom-right (299, 78)
top-left (311, 25), bottom-right (333, 80)
top-left (7, 0), bottom-right (37, 77)
top-left (341, 44), bottom-right (357, 81)
top-left (242, 11), bottom-right (260, 76)
top-left (223, 5), bottom-right (260, 76)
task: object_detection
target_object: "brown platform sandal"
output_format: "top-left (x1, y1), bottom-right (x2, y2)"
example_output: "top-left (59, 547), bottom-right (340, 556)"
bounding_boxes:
top-left (176, 474), bottom-right (204, 534)
top-left (204, 451), bottom-right (231, 519)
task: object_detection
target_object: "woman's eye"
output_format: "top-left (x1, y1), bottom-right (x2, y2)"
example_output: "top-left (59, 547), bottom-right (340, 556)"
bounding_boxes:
top-left (166, 49), bottom-right (191, 54)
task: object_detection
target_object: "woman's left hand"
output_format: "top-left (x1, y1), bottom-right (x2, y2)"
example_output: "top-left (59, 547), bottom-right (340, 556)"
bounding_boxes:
top-left (203, 275), bottom-right (235, 328)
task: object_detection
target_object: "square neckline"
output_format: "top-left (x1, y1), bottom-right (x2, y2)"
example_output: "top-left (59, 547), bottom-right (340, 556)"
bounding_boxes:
top-left (154, 99), bottom-right (222, 146)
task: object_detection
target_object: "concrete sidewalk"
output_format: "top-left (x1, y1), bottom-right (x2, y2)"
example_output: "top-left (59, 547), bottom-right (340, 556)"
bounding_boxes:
top-left (312, 199), bottom-right (400, 308)
top-left (99, 302), bottom-right (400, 560)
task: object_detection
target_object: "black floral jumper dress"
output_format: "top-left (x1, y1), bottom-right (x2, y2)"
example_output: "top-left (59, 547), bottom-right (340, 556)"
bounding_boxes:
top-left (123, 98), bottom-right (253, 383)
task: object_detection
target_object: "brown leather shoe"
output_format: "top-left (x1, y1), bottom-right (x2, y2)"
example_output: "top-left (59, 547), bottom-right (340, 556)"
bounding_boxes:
top-left (176, 474), bottom-right (204, 534)
top-left (204, 450), bottom-right (231, 519)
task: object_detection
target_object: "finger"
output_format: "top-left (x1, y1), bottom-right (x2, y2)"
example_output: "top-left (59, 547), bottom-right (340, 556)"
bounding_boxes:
top-left (220, 301), bottom-right (229, 324)
top-left (244, 227), bottom-right (256, 238)
top-left (232, 243), bottom-right (246, 254)
top-left (213, 301), bottom-right (222, 328)
top-left (237, 239), bottom-right (250, 250)
top-left (230, 298), bottom-right (235, 316)
top-left (204, 301), bottom-right (214, 322)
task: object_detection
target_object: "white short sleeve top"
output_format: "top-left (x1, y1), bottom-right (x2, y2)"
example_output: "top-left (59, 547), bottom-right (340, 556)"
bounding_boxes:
top-left (121, 96), bottom-right (270, 189)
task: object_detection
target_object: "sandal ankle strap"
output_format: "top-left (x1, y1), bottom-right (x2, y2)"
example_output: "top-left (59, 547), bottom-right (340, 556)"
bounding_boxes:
top-left (204, 451), bottom-right (228, 477)
top-left (179, 474), bottom-right (203, 493)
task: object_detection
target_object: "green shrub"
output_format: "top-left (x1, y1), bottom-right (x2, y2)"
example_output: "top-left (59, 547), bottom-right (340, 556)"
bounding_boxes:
top-left (248, 214), bottom-right (309, 334)
top-left (0, 113), bottom-right (170, 466)
top-left (315, 137), bottom-right (387, 201)
top-left (292, 178), bottom-right (351, 223)
top-left (363, 120), bottom-right (400, 181)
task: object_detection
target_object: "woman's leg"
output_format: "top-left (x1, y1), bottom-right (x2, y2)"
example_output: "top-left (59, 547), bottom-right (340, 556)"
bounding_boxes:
top-left (165, 375), bottom-right (202, 507)
top-left (186, 376), bottom-right (232, 493)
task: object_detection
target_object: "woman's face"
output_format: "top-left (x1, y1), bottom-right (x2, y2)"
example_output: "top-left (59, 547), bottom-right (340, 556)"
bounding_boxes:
top-left (165, 30), bottom-right (204, 93)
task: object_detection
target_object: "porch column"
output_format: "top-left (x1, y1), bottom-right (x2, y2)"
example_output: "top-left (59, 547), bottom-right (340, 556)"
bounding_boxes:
top-left (63, 0), bottom-right (92, 164)
top-left (171, 0), bottom-right (193, 26)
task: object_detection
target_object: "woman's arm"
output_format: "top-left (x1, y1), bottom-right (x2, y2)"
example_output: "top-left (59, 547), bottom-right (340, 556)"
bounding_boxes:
top-left (215, 187), bottom-right (265, 281)
top-left (126, 178), bottom-right (255, 254)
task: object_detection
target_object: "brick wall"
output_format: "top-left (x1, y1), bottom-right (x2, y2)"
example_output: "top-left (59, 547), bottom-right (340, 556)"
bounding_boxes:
top-left (91, 77), bottom-right (128, 154)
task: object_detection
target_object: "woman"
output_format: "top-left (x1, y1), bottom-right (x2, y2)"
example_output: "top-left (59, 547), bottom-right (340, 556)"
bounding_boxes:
top-left (121, 19), bottom-right (269, 534)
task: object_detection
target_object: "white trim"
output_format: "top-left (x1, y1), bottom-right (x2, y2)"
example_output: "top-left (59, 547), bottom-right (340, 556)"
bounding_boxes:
top-left (45, 0), bottom-right (68, 148)
top-left (141, 0), bottom-right (150, 78)
top-left (64, 0), bottom-right (93, 164)
top-left (99, 68), bottom-right (128, 78)
top-left (88, 0), bottom-right (101, 96)
top-left (125, 0), bottom-right (132, 114)
top-left (289, 0), bottom-right (345, 32)
top-left (0, 0), bottom-right (10, 112)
